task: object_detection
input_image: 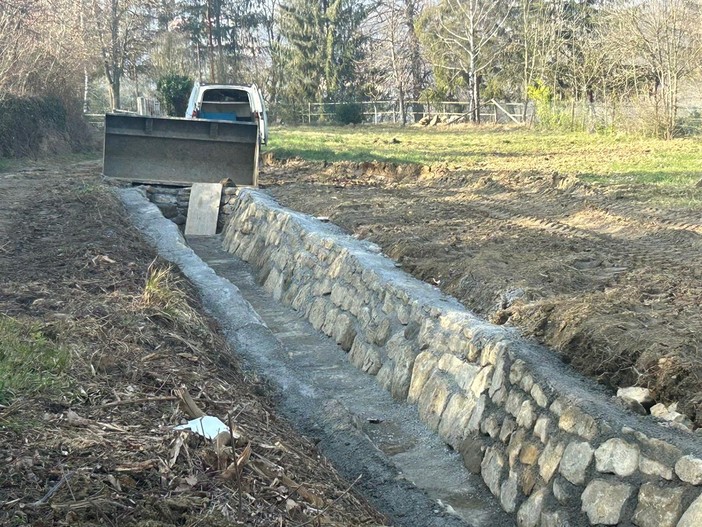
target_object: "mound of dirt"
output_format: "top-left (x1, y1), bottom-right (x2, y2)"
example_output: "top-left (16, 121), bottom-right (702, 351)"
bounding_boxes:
top-left (0, 162), bottom-right (387, 526)
top-left (262, 159), bottom-right (702, 428)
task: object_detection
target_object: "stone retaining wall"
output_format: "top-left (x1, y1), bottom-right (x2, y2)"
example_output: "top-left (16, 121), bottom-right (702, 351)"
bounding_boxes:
top-left (221, 189), bottom-right (702, 527)
top-left (144, 185), bottom-right (239, 232)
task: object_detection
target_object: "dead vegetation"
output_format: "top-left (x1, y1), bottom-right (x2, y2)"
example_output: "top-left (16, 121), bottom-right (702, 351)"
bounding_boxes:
top-left (0, 162), bottom-right (387, 527)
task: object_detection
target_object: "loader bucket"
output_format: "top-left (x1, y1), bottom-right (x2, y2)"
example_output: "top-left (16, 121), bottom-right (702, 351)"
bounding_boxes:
top-left (102, 113), bottom-right (259, 186)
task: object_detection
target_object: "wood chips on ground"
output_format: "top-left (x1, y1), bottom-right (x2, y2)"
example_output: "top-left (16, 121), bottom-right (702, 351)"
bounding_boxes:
top-left (0, 162), bottom-right (387, 527)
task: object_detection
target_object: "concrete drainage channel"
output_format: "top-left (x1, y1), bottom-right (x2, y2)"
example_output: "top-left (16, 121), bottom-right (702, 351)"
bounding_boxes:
top-left (121, 187), bottom-right (702, 527)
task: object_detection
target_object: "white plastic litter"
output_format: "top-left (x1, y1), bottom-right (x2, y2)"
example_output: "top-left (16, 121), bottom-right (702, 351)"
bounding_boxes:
top-left (174, 416), bottom-right (228, 440)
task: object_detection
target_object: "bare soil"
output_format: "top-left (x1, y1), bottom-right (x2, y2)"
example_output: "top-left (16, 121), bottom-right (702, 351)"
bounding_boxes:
top-left (0, 161), bottom-right (387, 526)
top-left (261, 158), bottom-right (702, 427)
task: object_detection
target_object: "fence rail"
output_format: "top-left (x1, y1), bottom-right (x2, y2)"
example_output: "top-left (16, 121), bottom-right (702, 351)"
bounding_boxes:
top-left (269, 100), bottom-right (528, 125)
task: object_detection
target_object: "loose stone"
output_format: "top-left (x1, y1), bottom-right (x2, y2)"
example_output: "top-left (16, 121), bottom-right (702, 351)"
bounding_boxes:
top-left (616, 386), bottom-right (654, 407)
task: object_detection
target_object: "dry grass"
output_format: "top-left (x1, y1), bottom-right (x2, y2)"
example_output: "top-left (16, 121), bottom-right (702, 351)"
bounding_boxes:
top-left (0, 161), bottom-right (387, 527)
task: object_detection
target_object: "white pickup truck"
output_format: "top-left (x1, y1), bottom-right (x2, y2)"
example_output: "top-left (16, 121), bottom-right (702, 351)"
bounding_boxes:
top-left (103, 82), bottom-right (267, 186)
top-left (185, 83), bottom-right (268, 145)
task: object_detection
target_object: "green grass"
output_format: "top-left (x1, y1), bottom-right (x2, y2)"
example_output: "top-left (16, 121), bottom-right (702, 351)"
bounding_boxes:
top-left (0, 316), bottom-right (69, 403)
top-left (266, 125), bottom-right (702, 191)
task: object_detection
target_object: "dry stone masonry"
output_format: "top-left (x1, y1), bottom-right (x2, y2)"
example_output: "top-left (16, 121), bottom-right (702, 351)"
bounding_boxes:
top-left (144, 184), bottom-right (239, 232)
top-left (221, 189), bottom-right (702, 526)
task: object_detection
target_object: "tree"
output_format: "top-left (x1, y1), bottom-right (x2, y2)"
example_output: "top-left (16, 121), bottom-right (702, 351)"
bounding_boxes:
top-left (274, 0), bottom-right (370, 108)
top-left (419, 0), bottom-right (517, 122)
top-left (156, 73), bottom-right (193, 115)
top-left (606, 0), bottom-right (702, 138)
top-left (89, 0), bottom-right (155, 109)
top-left (363, 0), bottom-right (429, 124)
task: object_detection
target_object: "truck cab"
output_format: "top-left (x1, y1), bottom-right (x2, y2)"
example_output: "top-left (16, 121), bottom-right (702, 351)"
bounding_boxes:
top-left (185, 83), bottom-right (268, 144)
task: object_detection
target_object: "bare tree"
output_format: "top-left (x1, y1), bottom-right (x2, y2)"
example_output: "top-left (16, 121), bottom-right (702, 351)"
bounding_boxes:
top-left (607, 0), bottom-right (702, 138)
top-left (88, 0), bottom-right (155, 109)
top-left (419, 0), bottom-right (517, 122)
top-left (363, 0), bottom-right (428, 123)
top-left (0, 0), bottom-right (87, 99)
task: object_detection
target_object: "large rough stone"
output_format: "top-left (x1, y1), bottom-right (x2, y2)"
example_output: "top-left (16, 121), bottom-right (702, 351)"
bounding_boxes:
top-left (417, 371), bottom-right (452, 431)
top-left (308, 297), bottom-right (328, 331)
top-left (558, 405), bottom-right (598, 440)
top-left (390, 345), bottom-right (417, 400)
top-left (332, 312), bottom-right (356, 351)
top-left (500, 469), bottom-right (519, 513)
top-left (516, 399), bottom-right (536, 429)
top-left (470, 365), bottom-right (493, 396)
top-left (517, 487), bottom-right (547, 527)
top-left (675, 455), bottom-right (702, 485)
top-left (519, 442), bottom-right (541, 466)
top-left (407, 351), bottom-right (438, 403)
top-left (530, 383), bottom-right (549, 408)
top-left (438, 354), bottom-right (481, 392)
top-left (481, 413), bottom-right (500, 439)
top-left (500, 416), bottom-right (517, 442)
top-left (559, 441), bottom-right (594, 485)
top-left (552, 476), bottom-right (573, 504)
top-left (678, 491), bottom-right (702, 527)
top-left (489, 352), bottom-right (510, 398)
top-left (581, 479), bottom-right (632, 525)
top-left (595, 438), bottom-right (640, 477)
top-left (540, 511), bottom-right (571, 527)
top-left (631, 483), bottom-right (684, 527)
top-left (520, 465), bottom-right (538, 495)
top-left (538, 440), bottom-right (565, 483)
top-left (507, 429), bottom-right (527, 467)
top-left (617, 386), bottom-right (654, 408)
top-left (510, 359), bottom-right (527, 385)
top-left (533, 415), bottom-right (550, 444)
top-left (465, 394), bottom-right (486, 433)
top-left (437, 392), bottom-right (477, 448)
top-left (458, 433), bottom-right (483, 474)
top-left (348, 338), bottom-right (382, 375)
top-left (639, 456), bottom-right (673, 480)
top-left (505, 389), bottom-right (525, 417)
top-left (481, 447), bottom-right (506, 497)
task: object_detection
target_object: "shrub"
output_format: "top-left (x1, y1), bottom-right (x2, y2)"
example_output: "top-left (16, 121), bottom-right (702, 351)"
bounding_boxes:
top-left (334, 102), bottom-right (363, 125)
top-left (157, 74), bottom-right (194, 116)
top-left (0, 96), bottom-right (82, 158)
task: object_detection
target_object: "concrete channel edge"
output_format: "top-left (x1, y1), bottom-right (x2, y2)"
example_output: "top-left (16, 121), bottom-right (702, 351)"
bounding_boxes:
top-left (118, 187), bottom-right (482, 527)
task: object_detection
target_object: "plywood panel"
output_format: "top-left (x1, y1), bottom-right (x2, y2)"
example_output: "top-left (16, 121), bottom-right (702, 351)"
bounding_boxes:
top-left (185, 183), bottom-right (223, 236)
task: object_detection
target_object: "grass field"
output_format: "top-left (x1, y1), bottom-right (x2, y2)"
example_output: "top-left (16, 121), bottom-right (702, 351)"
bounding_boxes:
top-left (267, 124), bottom-right (702, 192)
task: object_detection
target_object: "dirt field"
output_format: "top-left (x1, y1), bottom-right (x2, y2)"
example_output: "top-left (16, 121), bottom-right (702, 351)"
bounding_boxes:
top-left (262, 158), bottom-right (702, 427)
top-left (0, 161), bottom-right (386, 526)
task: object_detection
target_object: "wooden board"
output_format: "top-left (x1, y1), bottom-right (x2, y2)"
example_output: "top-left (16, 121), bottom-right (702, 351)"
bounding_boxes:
top-left (185, 183), bottom-right (223, 236)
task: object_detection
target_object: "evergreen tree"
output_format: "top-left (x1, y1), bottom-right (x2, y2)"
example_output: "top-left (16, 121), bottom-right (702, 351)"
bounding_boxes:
top-left (274, 0), bottom-right (370, 109)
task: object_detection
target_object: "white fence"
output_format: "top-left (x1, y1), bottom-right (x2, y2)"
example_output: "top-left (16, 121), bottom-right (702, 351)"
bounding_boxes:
top-left (270, 100), bottom-right (529, 125)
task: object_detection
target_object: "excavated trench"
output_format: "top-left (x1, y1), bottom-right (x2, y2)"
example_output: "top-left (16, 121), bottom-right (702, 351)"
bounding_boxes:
top-left (123, 187), bottom-right (702, 527)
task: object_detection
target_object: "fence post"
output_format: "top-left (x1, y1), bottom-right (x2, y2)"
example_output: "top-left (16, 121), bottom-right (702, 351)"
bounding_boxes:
top-left (308, 102), bottom-right (311, 124)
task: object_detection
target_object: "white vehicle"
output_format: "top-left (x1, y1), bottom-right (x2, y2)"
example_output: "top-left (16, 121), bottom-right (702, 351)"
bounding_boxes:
top-left (185, 83), bottom-right (268, 145)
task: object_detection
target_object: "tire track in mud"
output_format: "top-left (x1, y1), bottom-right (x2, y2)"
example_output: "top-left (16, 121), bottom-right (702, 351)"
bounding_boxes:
top-left (456, 192), bottom-right (700, 278)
